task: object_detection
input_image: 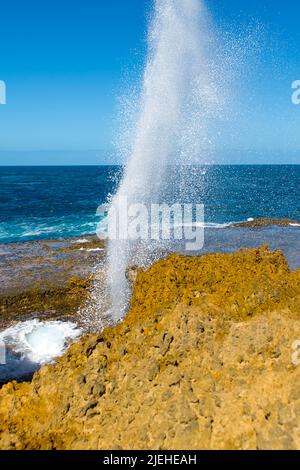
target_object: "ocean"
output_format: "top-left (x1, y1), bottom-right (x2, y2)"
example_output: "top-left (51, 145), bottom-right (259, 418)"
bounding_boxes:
top-left (2, 164), bottom-right (300, 382)
top-left (0, 165), bottom-right (122, 243)
top-left (1, 165), bottom-right (300, 244)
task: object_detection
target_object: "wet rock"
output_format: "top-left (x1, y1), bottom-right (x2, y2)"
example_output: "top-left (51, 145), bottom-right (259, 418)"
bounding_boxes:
top-left (126, 266), bottom-right (139, 285)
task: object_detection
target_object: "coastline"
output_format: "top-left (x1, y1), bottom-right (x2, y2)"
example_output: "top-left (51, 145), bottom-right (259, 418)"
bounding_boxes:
top-left (1, 244), bottom-right (300, 449)
top-left (1, 0), bottom-right (300, 454)
top-left (1, 218), bottom-right (300, 328)
top-left (1, 218), bottom-right (300, 388)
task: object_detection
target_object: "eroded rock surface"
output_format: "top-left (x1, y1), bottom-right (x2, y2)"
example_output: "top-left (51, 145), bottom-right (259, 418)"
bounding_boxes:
top-left (1, 246), bottom-right (300, 450)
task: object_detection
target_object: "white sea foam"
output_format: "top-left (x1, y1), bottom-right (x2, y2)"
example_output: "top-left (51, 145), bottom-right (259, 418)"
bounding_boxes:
top-left (79, 247), bottom-right (104, 252)
top-left (21, 226), bottom-right (59, 237)
top-left (181, 222), bottom-right (230, 229)
top-left (0, 320), bottom-right (81, 366)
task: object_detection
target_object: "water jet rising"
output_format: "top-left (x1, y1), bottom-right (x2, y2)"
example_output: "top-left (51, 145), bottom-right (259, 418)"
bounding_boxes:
top-left (106, 0), bottom-right (222, 320)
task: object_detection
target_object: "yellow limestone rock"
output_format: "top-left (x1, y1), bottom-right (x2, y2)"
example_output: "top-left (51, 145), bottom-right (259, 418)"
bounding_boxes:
top-left (1, 246), bottom-right (300, 450)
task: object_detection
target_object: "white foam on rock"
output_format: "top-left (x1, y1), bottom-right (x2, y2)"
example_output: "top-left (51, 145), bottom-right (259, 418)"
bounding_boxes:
top-left (72, 238), bottom-right (89, 244)
top-left (79, 247), bottom-right (104, 252)
top-left (0, 320), bottom-right (81, 382)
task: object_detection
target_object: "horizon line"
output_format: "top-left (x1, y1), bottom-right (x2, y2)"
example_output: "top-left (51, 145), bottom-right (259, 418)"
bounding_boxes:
top-left (2, 163), bottom-right (300, 167)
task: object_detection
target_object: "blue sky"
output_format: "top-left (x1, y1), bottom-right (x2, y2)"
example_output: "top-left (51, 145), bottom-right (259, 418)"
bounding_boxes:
top-left (0, 0), bottom-right (299, 165)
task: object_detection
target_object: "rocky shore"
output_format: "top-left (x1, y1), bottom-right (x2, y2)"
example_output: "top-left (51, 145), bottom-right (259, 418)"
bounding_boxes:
top-left (1, 245), bottom-right (300, 450)
top-left (0, 236), bottom-right (104, 328)
top-left (2, 218), bottom-right (300, 328)
top-left (231, 218), bottom-right (300, 228)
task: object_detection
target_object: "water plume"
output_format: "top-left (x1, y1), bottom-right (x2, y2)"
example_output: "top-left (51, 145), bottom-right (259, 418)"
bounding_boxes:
top-left (105, 0), bottom-right (223, 320)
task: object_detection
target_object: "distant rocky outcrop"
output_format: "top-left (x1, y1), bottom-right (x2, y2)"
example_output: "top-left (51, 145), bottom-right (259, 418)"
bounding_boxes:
top-left (1, 246), bottom-right (300, 450)
top-left (231, 218), bottom-right (300, 228)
